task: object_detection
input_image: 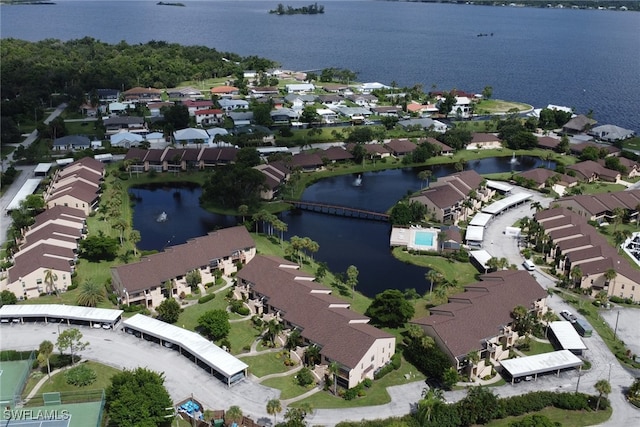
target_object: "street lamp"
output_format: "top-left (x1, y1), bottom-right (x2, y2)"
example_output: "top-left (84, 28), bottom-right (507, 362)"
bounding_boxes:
top-left (613, 308), bottom-right (621, 341)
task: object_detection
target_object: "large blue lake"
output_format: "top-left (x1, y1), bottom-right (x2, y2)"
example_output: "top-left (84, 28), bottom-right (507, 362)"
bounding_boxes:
top-left (1, 1), bottom-right (638, 132)
top-left (131, 155), bottom-right (549, 297)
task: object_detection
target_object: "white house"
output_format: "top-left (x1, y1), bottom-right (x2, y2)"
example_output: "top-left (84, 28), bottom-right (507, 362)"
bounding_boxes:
top-left (316, 108), bottom-right (338, 124)
top-left (218, 98), bottom-right (249, 112)
top-left (285, 83), bottom-right (315, 94)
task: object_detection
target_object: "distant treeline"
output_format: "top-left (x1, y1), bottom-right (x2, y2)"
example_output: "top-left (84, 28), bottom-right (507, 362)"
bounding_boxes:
top-left (0, 38), bottom-right (277, 143)
top-left (269, 3), bottom-right (325, 15)
top-left (392, 0), bottom-right (639, 12)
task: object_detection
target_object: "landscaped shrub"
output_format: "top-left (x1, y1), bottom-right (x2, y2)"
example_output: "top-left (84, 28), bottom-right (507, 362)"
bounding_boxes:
top-left (198, 294), bottom-right (215, 304)
top-left (374, 353), bottom-right (402, 380)
top-left (235, 306), bottom-right (250, 316)
top-left (362, 378), bottom-right (373, 388)
top-left (204, 282), bottom-right (214, 288)
top-left (65, 364), bottom-right (96, 387)
top-left (296, 367), bottom-right (315, 386)
top-left (48, 354), bottom-right (74, 370)
top-left (67, 283), bottom-right (79, 291)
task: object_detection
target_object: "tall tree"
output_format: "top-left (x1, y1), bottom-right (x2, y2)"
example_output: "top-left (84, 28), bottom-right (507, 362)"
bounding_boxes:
top-left (198, 309), bottom-right (230, 341)
top-left (37, 340), bottom-right (54, 379)
top-left (328, 361), bottom-right (340, 396)
top-left (76, 279), bottom-right (106, 307)
top-left (266, 399), bottom-right (282, 425)
top-left (417, 387), bottom-right (445, 424)
top-left (106, 367), bottom-right (173, 427)
top-left (225, 406), bottom-right (243, 425)
top-left (346, 265), bottom-right (359, 298)
top-left (426, 269), bottom-right (442, 297)
top-left (129, 230), bottom-right (141, 257)
top-left (156, 298), bottom-right (182, 324)
top-left (594, 379), bottom-right (611, 411)
top-left (365, 289), bottom-right (415, 328)
top-left (56, 328), bottom-right (89, 365)
top-left (44, 269), bottom-right (59, 296)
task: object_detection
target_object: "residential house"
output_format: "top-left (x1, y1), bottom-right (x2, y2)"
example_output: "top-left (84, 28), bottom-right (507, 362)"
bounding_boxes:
top-left (321, 83), bottom-right (349, 93)
top-left (440, 225), bottom-right (462, 251)
top-left (537, 136), bottom-right (561, 150)
top-left (562, 114), bottom-right (597, 134)
top-left (122, 87), bottom-right (162, 103)
top-left (108, 102), bottom-right (131, 115)
top-left (52, 135), bottom-right (90, 152)
top-left (567, 160), bottom-right (621, 182)
top-left (411, 270), bottom-right (547, 379)
top-left (254, 162), bottom-right (290, 200)
top-left (96, 89), bottom-right (120, 103)
top-left (5, 248), bottom-right (74, 299)
top-left (570, 142), bottom-right (620, 157)
top-left (370, 106), bottom-right (401, 117)
top-left (359, 82), bottom-right (390, 93)
top-left (45, 182), bottom-right (100, 215)
top-left (147, 102), bottom-right (173, 117)
top-left (516, 168), bottom-right (578, 194)
top-left (420, 137), bottom-right (454, 156)
top-left (111, 132), bottom-right (145, 148)
top-left (182, 100), bottom-right (214, 116)
top-left (410, 170), bottom-right (488, 223)
top-left (321, 146), bottom-right (354, 164)
top-left (398, 118), bottom-right (448, 133)
top-left (285, 83), bottom-right (315, 94)
top-left (270, 108), bottom-right (297, 126)
top-left (535, 208), bottom-right (640, 302)
top-left (589, 125), bottom-right (635, 142)
top-left (406, 102), bottom-right (439, 117)
top-left (210, 86), bottom-right (240, 99)
top-left (173, 128), bottom-right (210, 146)
top-left (554, 189), bottom-right (640, 224)
top-left (318, 95), bottom-right (344, 107)
top-left (235, 255), bottom-right (396, 389)
top-left (346, 94), bottom-right (378, 107)
top-left (217, 98), bottom-right (249, 112)
top-left (316, 109), bottom-right (339, 124)
top-left (195, 109), bottom-right (224, 126)
top-left (285, 94), bottom-right (317, 106)
top-left (249, 87), bottom-right (279, 98)
top-left (111, 226), bottom-right (256, 308)
top-left (451, 96), bottom-right (473, 119)
top-left (467, 133), bottom-right (502, 150)
top-left (384, 139), bottom-right (417, 158)
top-left (290, 152), bottom-right (324, 172)
top-left (103, 116), bottom-right (147, 135)
top-left (167, 87), bottom-right (204, 100)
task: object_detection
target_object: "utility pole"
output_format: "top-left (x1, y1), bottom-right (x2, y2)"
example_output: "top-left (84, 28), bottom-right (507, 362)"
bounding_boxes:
top-left (575, 365), bottom-right (582, 393)
top-left (613, 309), bottom-right (620, 340)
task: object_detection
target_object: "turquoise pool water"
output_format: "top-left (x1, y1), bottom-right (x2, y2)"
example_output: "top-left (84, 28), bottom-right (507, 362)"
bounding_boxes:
top-left (414, 231), bottom-right (435, 246)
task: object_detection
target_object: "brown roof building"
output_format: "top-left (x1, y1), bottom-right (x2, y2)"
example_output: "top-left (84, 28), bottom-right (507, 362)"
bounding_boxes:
top-left (111, 226), bottom-right (256, 308)
top-left (384, 139), bottom-right (417, 156)
top-left (412, 270), bottom-right (547, 377)
top-left (236, 255), bottom-right (395, 389)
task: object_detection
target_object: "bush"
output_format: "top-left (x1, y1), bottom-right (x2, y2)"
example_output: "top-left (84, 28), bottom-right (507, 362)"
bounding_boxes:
top-left (235, 306), bottom-right (250, 316)
top-left (362, 378), bottom-right (372, 388)
top-left (204, 282), bottom-right (214, 288)
top-left (49, 354), bottom-right (74, 370)
top-left (67, 283), bottom-right (79, 291)
top-left (374, 353), bottom-right (402, 379)
top-left (296, 367), bottom-right (315, 387)
top-left (198, 294), bottom-right (216, 304)
top-left (65, 364), bottom-right (97, 387)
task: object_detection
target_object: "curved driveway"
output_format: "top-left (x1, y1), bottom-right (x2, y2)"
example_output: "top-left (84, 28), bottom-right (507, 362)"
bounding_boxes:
top-left (2, 186), bottom-right (639, 426)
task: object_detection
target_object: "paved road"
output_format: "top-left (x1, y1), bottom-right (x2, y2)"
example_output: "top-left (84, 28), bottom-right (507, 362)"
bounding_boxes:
top-left (0, 104), bottom-right (67, 245)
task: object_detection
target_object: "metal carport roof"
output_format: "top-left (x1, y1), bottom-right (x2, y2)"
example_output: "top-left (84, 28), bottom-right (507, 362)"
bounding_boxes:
top-left (123, 314), bottom-right (248, 379)
top-left (500, 350), bottom-right (583, 378)
top-left (549, 321), bottom-right (587, 351)
top-left (482, 192), bottom-right (532, 215)
top-left (0, 304), bottom-right (123, 323)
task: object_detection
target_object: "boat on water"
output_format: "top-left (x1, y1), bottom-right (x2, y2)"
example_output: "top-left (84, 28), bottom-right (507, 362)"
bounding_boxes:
top-left (157, 211), bottom-right (168, 222)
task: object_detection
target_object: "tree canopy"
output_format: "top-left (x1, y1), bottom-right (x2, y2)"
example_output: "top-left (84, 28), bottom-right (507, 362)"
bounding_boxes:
top-left (365, 289), bottom-right (415, 328)
top-left (198, 309), bottom-right (230, 341)
top-left (105, 367), bottom-right (172, 427)
top-left (156, 298), bottom-right (182, 324)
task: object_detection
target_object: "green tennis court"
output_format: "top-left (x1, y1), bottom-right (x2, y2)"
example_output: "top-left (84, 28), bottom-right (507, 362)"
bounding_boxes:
top-left (1, 402), bottom-right (103, 427)
top-left (0, 360), bottom-right (31, 406)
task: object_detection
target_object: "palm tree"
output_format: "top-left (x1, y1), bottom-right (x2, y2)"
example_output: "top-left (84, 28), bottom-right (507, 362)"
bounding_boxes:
top-left (604, 268), bottom-right (617, 289)
top-left (225, 405), bottom-right (243, 425)
top-left (465, 351), bottom-right (481, 378)
top-left (43, 269), bottom-right (58, 296)
top-left (129, 230), bottom-right (141, 257)
top-left (266, 399), bottom-right (282, 425)
top-left (612, 207), bottom-right (626, 232)
top-left (418, 170), bottom-right (432, 189)
top-left (418, 387), bottom-right (445, 423)
top-left (594, 379), bottom-right (611, 411)
top-left (426, 270), bottom-right (440, 297)
top-left (37, 340), bottom-right (54, 379)
top-left (76, 280), bottom-right (106, 307)
top-left (613, 229), bottom-right (632, 253)
top-left (304, 344), bottom-right (321, 367)
top-left (264, 319), bottom-right (283, 347)
top-left (434, 285), bottom-right (448, 302)
top-left (542, 310), bottom-right (555, 338)
top-left (328, 361), bottom-right (340, 395)
top-left (570, 265), bottom-right (583, 288)
top-left (113, 218), bottom-right (127, 245)
top-left (531, 201), bottom-right (543, 213)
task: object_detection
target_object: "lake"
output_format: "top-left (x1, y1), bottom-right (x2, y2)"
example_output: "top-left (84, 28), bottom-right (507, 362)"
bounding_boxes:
top-left (1, 1), bottom-right (639, 132)
top-left (131, 155), bottom-right (551, 297)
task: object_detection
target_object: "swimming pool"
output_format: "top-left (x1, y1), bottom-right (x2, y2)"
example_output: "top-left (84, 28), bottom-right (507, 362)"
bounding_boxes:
top-left (414, 231), bottom-right (435, 247)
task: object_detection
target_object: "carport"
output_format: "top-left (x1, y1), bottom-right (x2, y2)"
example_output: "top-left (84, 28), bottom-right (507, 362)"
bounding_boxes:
top-left (500, 350), bottom-right (583, 384)
top-left (122, 314), bottom-right (248, 387)
top-left (548, 321), bottom-right (588, 355)
top-left (0, 304), bottom-right (123, 329)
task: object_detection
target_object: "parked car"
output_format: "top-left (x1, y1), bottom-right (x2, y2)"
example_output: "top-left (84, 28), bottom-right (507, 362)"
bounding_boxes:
top-left (560, 310), bottom-right (577, 323)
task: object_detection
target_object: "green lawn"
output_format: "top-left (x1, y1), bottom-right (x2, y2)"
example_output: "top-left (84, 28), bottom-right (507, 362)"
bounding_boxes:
top-left (391, 247), bottom-right (478, 286)
top-left (483, 406), bottom-right (612, 427)
top-left (241, 352), bottom-right (295, 378)
top-left (576, 182), bottom-right (627, 195)
top-left (522, 339), bottom-right (555, 356)
top-left (621, 136), bottom-right (640, 151)
top-left (261, 374), bottom-right (313, 400)
top-left (474, 99), bottom-right (533, 114)
top-left (227, 321), bottom-right (262, 355)
top-left (176, 295), bottom-right (231, 331)
top-left (292, 356), bottom-right (424, 409)
top-left (30, 361), bottom-right (121, 396)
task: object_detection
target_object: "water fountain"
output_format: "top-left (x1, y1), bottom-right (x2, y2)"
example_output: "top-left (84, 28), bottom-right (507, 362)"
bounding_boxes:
top-left (510, 152), bottom-right (518, 165)
top-left (156, 211), bottom-right (168, 222)
top-left (353, 175), bottom-right (362, 186)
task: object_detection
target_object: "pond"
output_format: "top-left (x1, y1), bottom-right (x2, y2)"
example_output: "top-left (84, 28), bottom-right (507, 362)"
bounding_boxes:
top-left (130, 155), bottom-right (551, 296)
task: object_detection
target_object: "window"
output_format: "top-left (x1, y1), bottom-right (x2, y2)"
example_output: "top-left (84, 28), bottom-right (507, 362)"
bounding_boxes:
top-left (37, 279), bottom-right (42, 284)
top-left (622, 284), bottom-right (625, 289)
top-left (371, 355), bottom-right (375, 362)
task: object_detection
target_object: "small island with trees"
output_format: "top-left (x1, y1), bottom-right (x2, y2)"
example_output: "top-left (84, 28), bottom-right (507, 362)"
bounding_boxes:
top-left (269, 3), bottom-right (325, 15)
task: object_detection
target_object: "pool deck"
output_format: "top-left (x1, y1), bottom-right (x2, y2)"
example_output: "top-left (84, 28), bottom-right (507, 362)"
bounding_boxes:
top-left (390, 226), bottom-right (439, 252)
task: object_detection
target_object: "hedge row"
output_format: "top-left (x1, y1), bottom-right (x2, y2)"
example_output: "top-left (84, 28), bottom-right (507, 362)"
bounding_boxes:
top-left (198, 294), bottom-right (216, 304)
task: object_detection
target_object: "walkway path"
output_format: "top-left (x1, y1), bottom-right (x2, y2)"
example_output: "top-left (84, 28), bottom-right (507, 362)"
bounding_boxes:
top-left (25, 367), bottom-right (64, 401)
top-left (281, 385), bottom-right (322, 405)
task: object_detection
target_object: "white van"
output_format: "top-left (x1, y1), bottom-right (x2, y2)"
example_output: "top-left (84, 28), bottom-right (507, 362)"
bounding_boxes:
top-left (523, 260), bottom-right (535, 271)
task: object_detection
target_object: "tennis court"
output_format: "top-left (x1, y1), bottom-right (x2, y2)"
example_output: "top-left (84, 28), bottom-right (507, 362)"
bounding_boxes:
top-left (2, 402), bottom-right (103, 427)
top-left (0, 360), bottom-right (32, 406)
